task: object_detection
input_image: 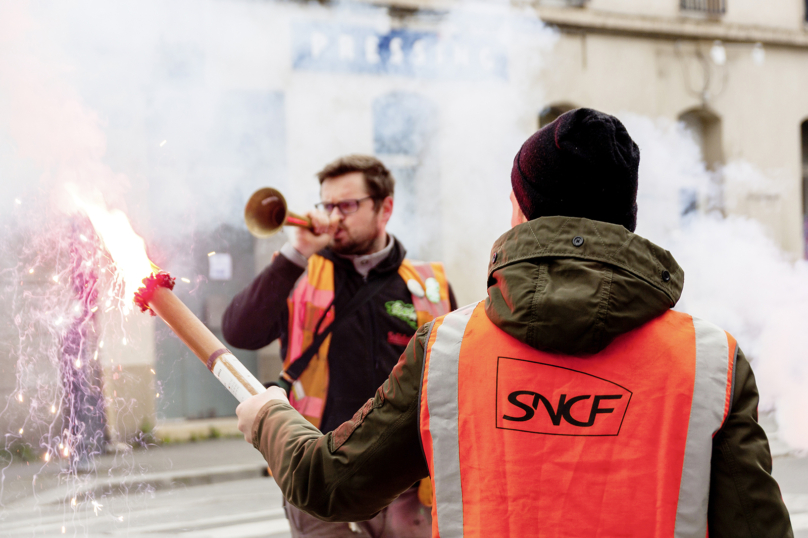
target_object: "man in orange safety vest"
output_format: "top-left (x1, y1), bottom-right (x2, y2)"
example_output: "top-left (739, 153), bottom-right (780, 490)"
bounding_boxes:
top-left (236, 108), bottom-right (793, 538)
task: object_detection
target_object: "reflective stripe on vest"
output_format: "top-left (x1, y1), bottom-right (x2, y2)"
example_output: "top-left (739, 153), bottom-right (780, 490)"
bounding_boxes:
top-left (675, 317), bottom-right (737, 536)
top-left (283, 255), bottom-right (336, 427)
top-left (421, 303), bottom-right (476, 537)
top-left (399, 260), bottom-right (453, 328)
top-left (419, 302), bottom-right (736, 538)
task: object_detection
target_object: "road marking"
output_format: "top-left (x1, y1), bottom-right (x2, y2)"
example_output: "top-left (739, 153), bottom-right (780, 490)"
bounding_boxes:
top-left (129, 507), bottom-right (285, 533)
top-left (184, 518), bottom-right (291, 537)
top-left (2, 508), bottom-right (288, 536)
top-left (8, 463), bottom-right (267, 508)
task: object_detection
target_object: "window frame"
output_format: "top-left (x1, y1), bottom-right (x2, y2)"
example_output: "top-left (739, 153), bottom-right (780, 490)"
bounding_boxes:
top-left (679, 0), bottom-right (726, 16)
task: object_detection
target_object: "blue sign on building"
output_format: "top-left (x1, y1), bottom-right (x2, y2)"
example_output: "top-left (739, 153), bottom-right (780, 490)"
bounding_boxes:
top-left (292, 20), bottom-right (508, 81)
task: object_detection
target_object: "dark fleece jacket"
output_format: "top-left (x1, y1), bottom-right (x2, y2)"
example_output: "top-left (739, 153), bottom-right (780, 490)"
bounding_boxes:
top-left (222, 236), bottom-right (456, 433)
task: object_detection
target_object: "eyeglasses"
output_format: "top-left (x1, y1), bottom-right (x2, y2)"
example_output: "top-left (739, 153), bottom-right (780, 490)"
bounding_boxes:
top-left (315, 196), bottom-right (374, 215)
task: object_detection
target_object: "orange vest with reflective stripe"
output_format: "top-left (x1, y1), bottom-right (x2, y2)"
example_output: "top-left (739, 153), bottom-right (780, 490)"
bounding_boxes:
top-left (419, 302), bottom-right (736, 538)
top-left (284, 254), bottom-right (451, 428)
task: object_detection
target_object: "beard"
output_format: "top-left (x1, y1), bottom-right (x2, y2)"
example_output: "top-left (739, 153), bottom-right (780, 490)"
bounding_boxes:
top-left (328, 228), bottom-right (380, 255)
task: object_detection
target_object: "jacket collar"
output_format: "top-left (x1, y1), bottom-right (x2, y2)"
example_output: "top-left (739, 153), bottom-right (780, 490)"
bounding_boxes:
top-left (321, 234), bottom-right (406, 278)
top-left (335, 234), bottom-right (396, 278)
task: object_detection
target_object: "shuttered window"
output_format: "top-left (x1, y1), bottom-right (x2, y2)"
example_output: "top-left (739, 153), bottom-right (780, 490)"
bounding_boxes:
top-left (680, 0), bottom-right (726, 15)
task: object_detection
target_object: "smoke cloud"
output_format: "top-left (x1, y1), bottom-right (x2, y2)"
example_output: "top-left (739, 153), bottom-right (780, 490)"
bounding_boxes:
top-left (0, 0), bottom-right (557, 499)
top-left (628, 114), bottom-right (808, 450)
top-left (0, 0), bottom-right (805, 490)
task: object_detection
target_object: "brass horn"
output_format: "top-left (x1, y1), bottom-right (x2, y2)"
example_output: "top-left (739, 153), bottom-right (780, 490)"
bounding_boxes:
top-left (244, 187), bottom-right (312, 238)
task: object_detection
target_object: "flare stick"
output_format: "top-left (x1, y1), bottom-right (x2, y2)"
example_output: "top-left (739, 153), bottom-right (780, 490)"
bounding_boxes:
top-left (135, 272), bottom-right (265, 402)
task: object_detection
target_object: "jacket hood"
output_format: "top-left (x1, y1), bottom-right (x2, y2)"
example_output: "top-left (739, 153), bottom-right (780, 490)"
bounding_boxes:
top-left (485, 216), bottom-right (684, 355)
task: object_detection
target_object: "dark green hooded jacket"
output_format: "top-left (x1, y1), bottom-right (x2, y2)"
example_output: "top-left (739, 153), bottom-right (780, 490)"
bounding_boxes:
top-left (252, 217), bottom-right (793, 537)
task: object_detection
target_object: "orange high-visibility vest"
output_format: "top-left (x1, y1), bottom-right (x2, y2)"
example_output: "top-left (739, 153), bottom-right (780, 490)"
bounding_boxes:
top-left (283, 255), bottom-right (452, 428)
top-left (419, 302), bottom-right (736, 538)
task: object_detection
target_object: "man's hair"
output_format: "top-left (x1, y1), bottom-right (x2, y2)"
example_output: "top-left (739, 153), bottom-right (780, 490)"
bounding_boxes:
top-left (316, 155), bottom-right (395, 209)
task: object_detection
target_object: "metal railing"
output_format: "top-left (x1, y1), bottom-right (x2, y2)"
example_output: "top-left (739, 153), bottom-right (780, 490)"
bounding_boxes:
top-left (680, 0), bottom-right (726, 15)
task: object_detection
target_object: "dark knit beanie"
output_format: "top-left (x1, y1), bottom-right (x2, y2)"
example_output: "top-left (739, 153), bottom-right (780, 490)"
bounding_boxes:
top-left (511, 108), bottom-right (640, 232)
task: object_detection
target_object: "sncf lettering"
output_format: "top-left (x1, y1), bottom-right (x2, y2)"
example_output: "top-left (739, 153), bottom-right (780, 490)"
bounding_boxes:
top-left (503, 391), bottom-right (624, 428)
top-left (496, 358), bottom-right (632, 436)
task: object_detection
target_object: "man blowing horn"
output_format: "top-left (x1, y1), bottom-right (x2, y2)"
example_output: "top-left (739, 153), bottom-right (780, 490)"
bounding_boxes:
top-left (224, 155), bottom-right (456, 537)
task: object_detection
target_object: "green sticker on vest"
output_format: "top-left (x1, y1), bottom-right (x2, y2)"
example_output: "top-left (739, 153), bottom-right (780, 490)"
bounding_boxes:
top-left (385, 300), bottom-right (417, 329)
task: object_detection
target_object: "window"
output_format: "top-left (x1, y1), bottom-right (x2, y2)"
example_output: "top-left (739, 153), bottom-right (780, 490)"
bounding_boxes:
top-left (680, 0), bottom-right (726, 15)
top-left (373, 92), bottom-right (440, 260)
top-left (679, 108), bottom-right (724, 215)
top-left (679, 108), bottom-right (724, 172)
top-left (149, 90), bottom-right (285, 420)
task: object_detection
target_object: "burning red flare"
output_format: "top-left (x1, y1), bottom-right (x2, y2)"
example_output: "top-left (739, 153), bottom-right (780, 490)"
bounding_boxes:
top-left (67, 185), bottom-right (157, 310)
top-left (71, 185), bottom-right (265, 402)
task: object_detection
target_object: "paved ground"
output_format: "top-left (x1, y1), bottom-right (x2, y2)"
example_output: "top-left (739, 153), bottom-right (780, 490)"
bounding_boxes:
top-left (0, 439), bottom-right (291, 537)
top-left (0, 425), bottom-right (805, 537)
top-left (1, 476), bottom-right (289, 537)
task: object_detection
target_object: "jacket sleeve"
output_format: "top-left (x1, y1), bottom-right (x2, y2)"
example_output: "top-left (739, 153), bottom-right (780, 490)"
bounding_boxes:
top-left (251, 323), bottom-right (431, 522)
top-left (708, 347), bottom-right (793, 537)
top-left (221, 252), bottom-right (305, 350)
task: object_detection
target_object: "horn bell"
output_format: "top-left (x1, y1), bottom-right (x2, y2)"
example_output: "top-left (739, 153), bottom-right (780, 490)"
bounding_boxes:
top-left (245, 187), bottom-right (289, 238)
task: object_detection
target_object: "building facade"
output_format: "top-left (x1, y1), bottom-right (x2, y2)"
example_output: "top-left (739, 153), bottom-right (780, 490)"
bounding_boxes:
top-left (528, 0), bottom-right (808, 256)
top-left (65, 0), bottom-right (808, 438)
top-left (4, 0), bottom-right (808, 450)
